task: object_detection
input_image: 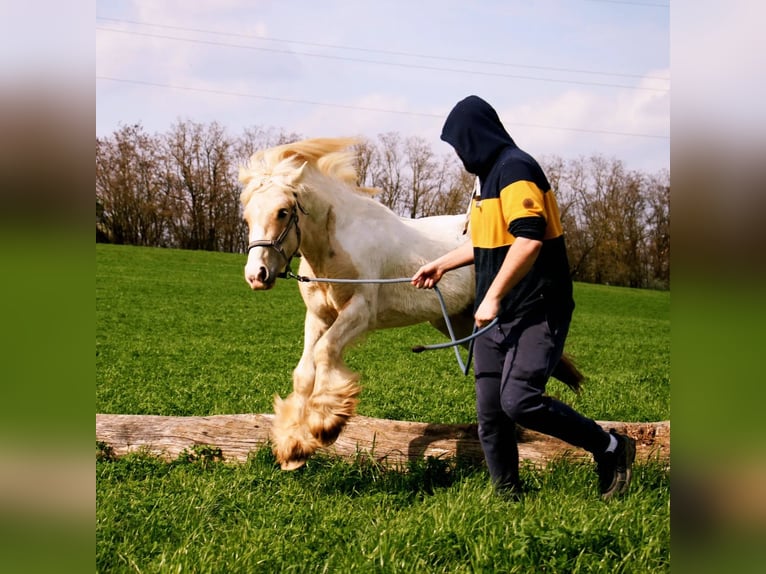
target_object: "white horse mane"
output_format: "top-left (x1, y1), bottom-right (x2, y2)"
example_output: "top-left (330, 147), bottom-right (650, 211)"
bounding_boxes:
top-left (239, 138), bottom-right (378, 206)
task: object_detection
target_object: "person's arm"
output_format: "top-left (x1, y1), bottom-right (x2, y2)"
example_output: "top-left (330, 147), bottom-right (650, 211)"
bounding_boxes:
top-left (473, 237), bottom-right (542, 327)
top-left (411, 240), bottom-right (474, 289)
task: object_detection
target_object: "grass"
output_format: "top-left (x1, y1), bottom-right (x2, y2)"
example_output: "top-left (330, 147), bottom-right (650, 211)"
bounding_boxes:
top-left (96, 244), bottom-right (670, 573)
top-left (98, 447), bottom-right (669, 573)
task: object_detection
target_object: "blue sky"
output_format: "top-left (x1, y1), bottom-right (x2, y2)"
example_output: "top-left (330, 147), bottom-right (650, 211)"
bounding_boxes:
top-left (96, 0), bottom-right (669, 173)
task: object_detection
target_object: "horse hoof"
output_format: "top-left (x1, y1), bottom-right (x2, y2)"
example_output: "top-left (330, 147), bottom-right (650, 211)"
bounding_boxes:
top-left (280, 459), bottom-right (307, 471)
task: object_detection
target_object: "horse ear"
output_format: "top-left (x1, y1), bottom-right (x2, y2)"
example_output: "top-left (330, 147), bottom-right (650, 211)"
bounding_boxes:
top-left (238, 166), bottom-right (253, 186)
top-left (286, 161), bottom-right (308, 186)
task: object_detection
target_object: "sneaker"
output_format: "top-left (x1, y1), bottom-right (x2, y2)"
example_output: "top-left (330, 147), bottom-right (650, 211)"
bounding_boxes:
top-left (595, 430), bottom-right (636, 500)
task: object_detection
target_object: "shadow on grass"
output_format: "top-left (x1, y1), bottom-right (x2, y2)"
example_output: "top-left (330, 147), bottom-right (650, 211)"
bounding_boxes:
top-left (290, 449), bottom-right (487, 499)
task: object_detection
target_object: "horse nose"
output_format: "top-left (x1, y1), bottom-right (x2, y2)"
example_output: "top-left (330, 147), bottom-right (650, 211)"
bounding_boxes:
top-left (246, 266), bottom-right (269, 288)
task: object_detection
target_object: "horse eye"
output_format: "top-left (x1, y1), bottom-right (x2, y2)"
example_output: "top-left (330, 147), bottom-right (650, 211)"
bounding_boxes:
top-left (277, 208), bottom-right (289, 219)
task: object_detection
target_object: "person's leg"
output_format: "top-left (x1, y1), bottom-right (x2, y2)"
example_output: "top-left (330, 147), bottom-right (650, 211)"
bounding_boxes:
top-left (498, 311), bottom-right (636, 498)
top-left (499, 312), bottom-right (610, 455)
top-left (473, 324), bottom-right (520, 491)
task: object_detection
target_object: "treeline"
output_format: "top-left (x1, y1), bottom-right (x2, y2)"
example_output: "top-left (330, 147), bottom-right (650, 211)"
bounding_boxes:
top-left (96, 120), bottom-right (669, 289)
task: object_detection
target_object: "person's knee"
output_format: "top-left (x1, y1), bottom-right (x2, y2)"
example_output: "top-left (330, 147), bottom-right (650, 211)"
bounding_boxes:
top-left (502, 385), bottom-right (551, 421)
top-left (500, 394), bottom-right (530, 421)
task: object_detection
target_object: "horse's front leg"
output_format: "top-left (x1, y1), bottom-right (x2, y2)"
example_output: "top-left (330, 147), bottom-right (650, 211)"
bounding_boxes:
top-left (305, 293), bottom-right (371, 447)
top-left (271, 310), bottom-right (330, 470)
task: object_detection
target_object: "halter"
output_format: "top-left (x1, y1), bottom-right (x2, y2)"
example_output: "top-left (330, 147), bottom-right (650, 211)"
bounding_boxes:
top-left (246, 203), bottom-right (307, 279)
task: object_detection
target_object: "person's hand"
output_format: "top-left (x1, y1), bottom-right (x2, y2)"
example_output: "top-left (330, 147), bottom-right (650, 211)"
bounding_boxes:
top-left (411, 261), bottom-right (443, 289)
top-left (474, 296), bottom-right (499, 328)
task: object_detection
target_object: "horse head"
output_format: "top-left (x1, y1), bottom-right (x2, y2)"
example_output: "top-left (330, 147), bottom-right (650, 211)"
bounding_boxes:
top-left (238, 138), bottom-right (361, 290)
top-left (239, 160), bottom-right (308, 290)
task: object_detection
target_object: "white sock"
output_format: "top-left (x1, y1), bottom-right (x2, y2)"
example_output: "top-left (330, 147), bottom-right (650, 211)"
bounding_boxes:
top-left (604, 433), bottom-right (618, 454)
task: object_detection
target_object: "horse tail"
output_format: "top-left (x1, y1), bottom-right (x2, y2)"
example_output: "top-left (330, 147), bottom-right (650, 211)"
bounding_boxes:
top-left (553, 353), bottom-right (584, 393)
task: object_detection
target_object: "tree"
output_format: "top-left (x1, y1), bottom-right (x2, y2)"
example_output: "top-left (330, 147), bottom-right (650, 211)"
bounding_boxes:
top-left (353, 139), bottom-right (376, 188)
top-left (541, 155), bottom-right (669, 288)
top-left (95, 122), bottom-right (669, 289)
top-left (163, 120), bottom-right (239, 251)
top-left (369, 132), bottom-right (407, 213)
top-left (234, 126), bottom-right (303, 170)
top-left (429, 157), bottom-right (474, 217)
top-left (645, 171), bottom-right (670, 288)
top-left (96, 123), bottom-right (167, 246)
top-left (403, 135), bottom-right (440, 218)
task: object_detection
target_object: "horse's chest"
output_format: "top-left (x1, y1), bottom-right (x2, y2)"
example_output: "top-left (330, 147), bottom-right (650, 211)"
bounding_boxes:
top-left (303, 283), bottom-right (356, 322)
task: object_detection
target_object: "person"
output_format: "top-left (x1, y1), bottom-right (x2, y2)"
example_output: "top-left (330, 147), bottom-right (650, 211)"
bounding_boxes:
top-left (411, 95), bottom-right (635, 499)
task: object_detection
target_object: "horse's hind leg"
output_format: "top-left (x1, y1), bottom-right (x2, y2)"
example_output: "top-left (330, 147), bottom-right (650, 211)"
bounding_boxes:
top-left (429, 305), bottom-right (475, 348)
top-left (429, 307), bottom-right (584, 393)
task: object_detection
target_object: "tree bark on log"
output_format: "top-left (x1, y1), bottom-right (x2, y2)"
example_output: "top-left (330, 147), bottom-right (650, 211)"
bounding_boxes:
top-left (96, 413), bottom-right (669, 468)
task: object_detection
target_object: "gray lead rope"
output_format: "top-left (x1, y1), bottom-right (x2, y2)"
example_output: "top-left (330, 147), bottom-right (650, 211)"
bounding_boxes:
top-left (287, 271), bottom-right (496, 375)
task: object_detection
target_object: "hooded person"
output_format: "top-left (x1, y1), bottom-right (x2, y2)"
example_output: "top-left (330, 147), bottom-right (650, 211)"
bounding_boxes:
top-left (412, 95), bottom-right (636, 498)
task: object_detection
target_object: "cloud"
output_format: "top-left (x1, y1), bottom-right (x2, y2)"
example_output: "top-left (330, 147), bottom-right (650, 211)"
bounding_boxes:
top-left (497, 70), bottom-right (669, 172)
top-left (96, 1), bottom-right (669, 173)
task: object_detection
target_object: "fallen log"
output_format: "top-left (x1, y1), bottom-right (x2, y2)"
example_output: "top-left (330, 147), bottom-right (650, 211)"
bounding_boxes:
top-left (96, 413), bottom-right (669, 468)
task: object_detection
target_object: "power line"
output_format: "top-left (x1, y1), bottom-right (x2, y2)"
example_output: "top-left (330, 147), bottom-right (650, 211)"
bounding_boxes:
top-left (585, 0), bottom-right (669, 7)
top-left (96, 16), bottom-right (669, 83)
top-left (96, 75), bottom-right (670, 140)
top-left (96, 26), bottom-right (669, 93)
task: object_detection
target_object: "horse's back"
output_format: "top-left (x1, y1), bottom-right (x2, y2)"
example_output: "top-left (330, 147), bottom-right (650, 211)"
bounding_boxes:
top-left (399, 214), bottom-right (468, 249)
top-left (365, 213), bottom-right (474, 330)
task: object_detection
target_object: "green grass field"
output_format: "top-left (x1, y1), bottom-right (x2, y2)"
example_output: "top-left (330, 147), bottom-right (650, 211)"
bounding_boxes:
top-left (97, 244), bottom-right (670, 573)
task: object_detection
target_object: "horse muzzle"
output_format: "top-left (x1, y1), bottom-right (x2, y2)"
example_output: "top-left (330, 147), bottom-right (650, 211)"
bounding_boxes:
top-left (245, 247), bottom-right (289, 289)
top-left (245, 264), bottom-right (280, 290)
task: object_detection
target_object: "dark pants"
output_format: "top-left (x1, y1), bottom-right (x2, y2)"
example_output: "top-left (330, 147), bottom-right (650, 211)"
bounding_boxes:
top-left (473, 309), bottom-right (610, 489)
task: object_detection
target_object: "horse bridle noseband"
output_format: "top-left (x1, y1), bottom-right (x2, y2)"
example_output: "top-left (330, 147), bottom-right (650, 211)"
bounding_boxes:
top-left (246, 203), bottom-right (307, 278)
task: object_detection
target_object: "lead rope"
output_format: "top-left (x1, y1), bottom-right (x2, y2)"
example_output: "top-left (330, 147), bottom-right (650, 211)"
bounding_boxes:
top-left (286, 271), bottom-right (497, 376)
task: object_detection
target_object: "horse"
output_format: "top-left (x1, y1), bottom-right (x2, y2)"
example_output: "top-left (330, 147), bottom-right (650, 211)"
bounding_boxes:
top-left (239, 137), bottom-right (582, 470)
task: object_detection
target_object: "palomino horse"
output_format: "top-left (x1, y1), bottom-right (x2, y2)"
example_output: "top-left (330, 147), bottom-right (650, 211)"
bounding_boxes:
top-left (239, 138), bottom-right (582, 470)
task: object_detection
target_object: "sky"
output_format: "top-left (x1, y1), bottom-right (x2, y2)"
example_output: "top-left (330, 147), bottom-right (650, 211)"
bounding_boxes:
top-left (96, 0), bottom-right (670, 174)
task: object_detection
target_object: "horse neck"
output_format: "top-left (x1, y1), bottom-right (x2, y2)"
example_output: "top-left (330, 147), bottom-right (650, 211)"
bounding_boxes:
top-left (296, 177), bottom-right (351, 269)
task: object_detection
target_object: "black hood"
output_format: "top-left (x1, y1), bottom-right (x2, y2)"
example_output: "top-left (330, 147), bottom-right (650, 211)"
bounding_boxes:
top-left (440, 95), bottom-right (516, 177)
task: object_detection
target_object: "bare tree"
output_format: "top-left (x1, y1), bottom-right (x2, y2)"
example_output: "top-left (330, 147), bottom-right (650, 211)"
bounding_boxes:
top-left (541, 155), bottom-right (578, 224)
top-left (233, 126), bottom-right (303, 169)
top-left (430, 156), bottom-right (474, 217)
top-left (96, 123), bottom-right (167, 246)
top-left (95, 122), bottom-right (669, 288)
top-left (402, 136), bottom-right (438, 217)
top-left (645, 170), bottom-right (670, 288)
top-left (369, 132), bottom-right (407, 213)
top-left (545, 155), bottom-right (669, 288)
top-left (353, 138), bottom-right (376, 188)
top-left (163, 120), bottom-right (241, 251)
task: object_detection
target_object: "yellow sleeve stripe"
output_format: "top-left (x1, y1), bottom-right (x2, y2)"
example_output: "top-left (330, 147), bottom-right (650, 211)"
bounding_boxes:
top-left (502, 180), bottom-right (564, 240)
top-left (501, 180), bottom-right (546, 224)
top-left (469, 181), bottom-right (565, 247)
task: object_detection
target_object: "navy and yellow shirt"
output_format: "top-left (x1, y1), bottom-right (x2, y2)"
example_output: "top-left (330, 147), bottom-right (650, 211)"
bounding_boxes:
top-left (442, 96), bottom-right (573, 320)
